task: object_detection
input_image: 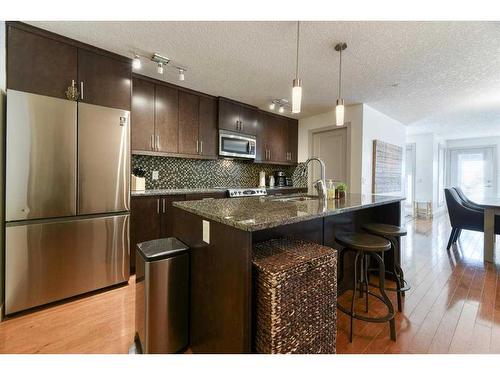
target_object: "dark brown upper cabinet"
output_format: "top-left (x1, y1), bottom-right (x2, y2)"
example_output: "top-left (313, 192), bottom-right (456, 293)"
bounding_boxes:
top-left (286, 119), bottom-right (299, 164)
top-left (7, 25), bottom-right (78, 99)
top-left (198, 96), bottom-right (218, 158)
top-left (131, 77), bottom-right (155, 151)
top-left (155, 84), bottom-right (179, 153)
top-left (7, 23), bottom-right (131, 110)
top-left (218, 97), bottom-right (258, 135)
top-left (179, 91), bottom-right (200, 155)
top-left (131, 74), bottom-right (218, 159)
top-left (77, 49), bottom-right (131, 111)
top-left (257, 112), bottom-right (298, 165)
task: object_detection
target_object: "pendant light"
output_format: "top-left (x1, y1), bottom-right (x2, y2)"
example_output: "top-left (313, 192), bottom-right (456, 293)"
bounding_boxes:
top-left (292, 21), bottom-right (302, 114)
top-left (335, 42), bottom-right (347, 126)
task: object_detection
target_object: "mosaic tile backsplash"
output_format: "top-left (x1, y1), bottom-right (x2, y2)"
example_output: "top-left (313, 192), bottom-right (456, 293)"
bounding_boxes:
top-left (132, 155), bottom-right (308, 190)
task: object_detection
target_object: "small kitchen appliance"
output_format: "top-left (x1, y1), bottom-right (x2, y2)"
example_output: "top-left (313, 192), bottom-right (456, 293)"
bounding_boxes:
top-left (274, 171), bottom-right (286, 187)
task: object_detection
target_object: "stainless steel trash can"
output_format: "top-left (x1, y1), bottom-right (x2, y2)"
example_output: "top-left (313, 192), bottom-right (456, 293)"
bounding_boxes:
top-left (135, 237), bottom-right (189, 354)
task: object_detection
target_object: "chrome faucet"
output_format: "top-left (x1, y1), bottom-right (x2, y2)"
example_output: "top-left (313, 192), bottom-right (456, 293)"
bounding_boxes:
top-left (302, 157), bottom-right (327, 200)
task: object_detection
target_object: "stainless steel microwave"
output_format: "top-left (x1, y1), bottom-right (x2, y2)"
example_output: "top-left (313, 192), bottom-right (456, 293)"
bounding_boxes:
top-left (219, 130), bottom-right (256, 159)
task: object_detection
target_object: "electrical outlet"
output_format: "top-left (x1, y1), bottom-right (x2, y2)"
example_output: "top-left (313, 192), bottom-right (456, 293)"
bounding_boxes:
top-left (152, 171), bottom-right (159, 180)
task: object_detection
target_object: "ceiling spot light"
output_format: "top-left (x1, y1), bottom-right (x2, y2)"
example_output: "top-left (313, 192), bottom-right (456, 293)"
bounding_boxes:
top-left (292, 21), bottom-right (302, 114)
top-left (178, 68), bottom-right (185, 81)
top-left (157, 62), bottom-right (164, 74)
top-left (334, 42), bottom-right (347, 126)
top-left (151, 53), bottom-right (170, 75)
top-left (269, 102), bottom-right (276, 110)
top-left (279, 106), bottom-right (285, 113)
top-left (132, 54), bottom-right (141, 70)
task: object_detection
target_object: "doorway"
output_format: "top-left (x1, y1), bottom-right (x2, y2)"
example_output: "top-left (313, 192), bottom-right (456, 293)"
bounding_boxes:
top-left (405, 143), bottom-right (416, 217)
top-left (448, 146), bottom-right (497, 198)
top-left (309, 127), bottom-right (348, 187)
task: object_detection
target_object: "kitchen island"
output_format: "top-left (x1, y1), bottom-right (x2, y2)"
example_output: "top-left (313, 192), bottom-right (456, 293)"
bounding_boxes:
top-left (170, 193), bottom-right (404, 353)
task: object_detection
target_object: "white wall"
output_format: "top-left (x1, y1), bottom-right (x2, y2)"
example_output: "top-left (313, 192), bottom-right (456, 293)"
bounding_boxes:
top-left (0, 21), bottom-right (6, 320)
top-left (361, 104), bottom-right (406, 196)
top-left (406, 133), bottom-right (447, 214)
top-left (298, 104), bottom-right (364, 193)
top-left (446, 136), bottom-right (500, 197)
top-left (298, 103), bottom-right (406, 195)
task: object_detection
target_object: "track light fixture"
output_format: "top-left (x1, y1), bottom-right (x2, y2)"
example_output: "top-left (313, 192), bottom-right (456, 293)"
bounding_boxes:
top-left (131, 52), bottom-right (188, 81)
top-left (152, 53), bottom-right (170, 75)
top-left (269, 99), bottom-right (291, 114)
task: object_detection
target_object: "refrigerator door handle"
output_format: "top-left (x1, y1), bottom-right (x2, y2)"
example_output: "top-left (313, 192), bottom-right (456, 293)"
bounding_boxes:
top-left (80, 81), bottom-right (84, 100)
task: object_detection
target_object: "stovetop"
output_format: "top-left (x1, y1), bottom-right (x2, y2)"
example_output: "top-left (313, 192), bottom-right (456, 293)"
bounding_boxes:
top-left (227, 188), bottom-right (267, 198)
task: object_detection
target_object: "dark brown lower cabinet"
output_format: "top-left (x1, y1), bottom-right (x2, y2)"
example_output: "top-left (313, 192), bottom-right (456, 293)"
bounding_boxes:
top-left (130, 195), bottom-right (186, 273)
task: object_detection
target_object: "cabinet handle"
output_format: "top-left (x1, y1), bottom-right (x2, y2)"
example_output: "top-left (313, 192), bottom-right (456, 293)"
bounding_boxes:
top-left (200, 140), bottom-right (203, 154)
top-left (240, 121), bottom-right (243, 131)
top-left (162, 198), bottom-right (166, 213)
top-left (196, 140), bottom-right (199, 153)
top-left (156, 198), bottom-right (160, 214)
top-left (80, 81), bottom-right (84, 100)
top-left (151, 134), bottom-right (154, 150)
top-left (156, 135), bottom-right (160, 151)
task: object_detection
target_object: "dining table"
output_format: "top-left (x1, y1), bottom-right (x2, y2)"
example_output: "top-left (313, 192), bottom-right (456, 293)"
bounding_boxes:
top-left (472, 196), bottom-right (500, 263)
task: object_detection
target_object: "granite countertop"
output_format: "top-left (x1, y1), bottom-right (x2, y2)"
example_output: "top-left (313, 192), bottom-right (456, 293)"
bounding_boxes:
top-left (131, 186), bottom-right (307, 197)
top-left (173, 193), bottom-right (405, 232)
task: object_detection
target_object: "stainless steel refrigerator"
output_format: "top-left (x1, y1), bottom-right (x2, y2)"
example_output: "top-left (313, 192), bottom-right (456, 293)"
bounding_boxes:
top-left (5, 89), bottom-right (130, 314)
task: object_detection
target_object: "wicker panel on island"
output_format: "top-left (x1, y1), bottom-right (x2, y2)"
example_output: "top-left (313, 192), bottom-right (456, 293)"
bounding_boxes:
top-left (252, 239), bottom-right (337, 354)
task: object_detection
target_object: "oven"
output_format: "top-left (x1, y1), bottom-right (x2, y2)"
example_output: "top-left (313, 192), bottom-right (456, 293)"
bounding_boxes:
top-left (219, 130), bottom-right (256, 159)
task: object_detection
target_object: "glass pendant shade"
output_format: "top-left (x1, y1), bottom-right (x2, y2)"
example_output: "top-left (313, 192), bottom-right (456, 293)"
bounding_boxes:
top-left (335, 98), bottom-right (345, 126)
top-left (292, 78), bottom-right (302, 113)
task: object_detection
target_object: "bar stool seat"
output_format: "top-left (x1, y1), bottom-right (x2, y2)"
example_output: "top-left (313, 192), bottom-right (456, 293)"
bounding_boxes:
top-left (362, 223), bottom-right (409, 312)
top-left (335, 232), bottom-right (396, 342)
top-left (336, 232), bottom-right (391, 252)
top-left (362, 223), bottom-right (407, 237)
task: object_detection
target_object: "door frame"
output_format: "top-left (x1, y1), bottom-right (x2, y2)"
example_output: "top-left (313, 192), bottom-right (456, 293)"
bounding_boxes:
top-left (308, 123), bottom-right (350, 189)
top-left (446, 144), bottom-right (498, 197)
top-left (405, 143), bottom-right (416, 214)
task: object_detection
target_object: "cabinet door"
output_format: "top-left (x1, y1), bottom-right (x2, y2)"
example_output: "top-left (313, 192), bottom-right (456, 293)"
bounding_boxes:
top-left (256, 112), bottom-right (270, 162)
top-left (130, 196), bottom-right (162, 272)
top-left (199, 96), bottom-right (218, 158)
top-left (287, 119), bottom-right (298, 164)
top-left (218, 98), bottom-right (240, 132)
top-left (239, 105), bottom-right (258, 136)
top-left (7, 26), bottom-right (77, 99)
top-left (269, 116), bottom-right (287, 163)
top-left (155, 85), bottom-right (179, 153)
top-left (131, 78), bottom-right (155, 151)
top-left (178, 91), bottom-right (200, 155)
top-left (160, 196), bottom-right (186, 237)
top-left (77, 49), bottom-right (131, 110)
top-left (185, 192), bottom-right (227, 200)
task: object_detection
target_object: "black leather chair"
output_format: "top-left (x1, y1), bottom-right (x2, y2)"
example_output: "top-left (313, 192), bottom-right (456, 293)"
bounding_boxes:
top-left (444, 188), bottom-right (500, 250)
top-left (452, 187), bottom-right (484, 211)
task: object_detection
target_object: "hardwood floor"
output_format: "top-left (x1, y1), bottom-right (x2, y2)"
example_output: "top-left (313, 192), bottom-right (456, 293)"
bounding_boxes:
top-left (0, 278), bottom-right (135, 354)
top-left (1, 213), bottom-right (499, 354)
top-left (337, 213), bottom-right (500, 354)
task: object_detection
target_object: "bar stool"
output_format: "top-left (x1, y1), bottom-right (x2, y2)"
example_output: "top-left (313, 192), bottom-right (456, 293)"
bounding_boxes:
top-left (362, 223), bottom-right (409, 312)
top-left (336, 232), bottom-right (396, 342)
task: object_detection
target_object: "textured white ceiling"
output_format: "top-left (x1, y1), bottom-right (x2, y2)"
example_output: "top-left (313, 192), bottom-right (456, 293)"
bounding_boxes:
top-left (28, 21), bottom-right (500, 138)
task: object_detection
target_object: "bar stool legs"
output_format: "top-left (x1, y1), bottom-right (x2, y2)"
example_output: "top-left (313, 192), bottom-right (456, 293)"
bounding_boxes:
top-left (340, 248), bottom-right (396, 343)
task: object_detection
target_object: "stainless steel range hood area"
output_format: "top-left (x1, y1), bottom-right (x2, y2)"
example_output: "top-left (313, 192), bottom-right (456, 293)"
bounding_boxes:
top-left (5, 89), bottom-right (131, 315)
